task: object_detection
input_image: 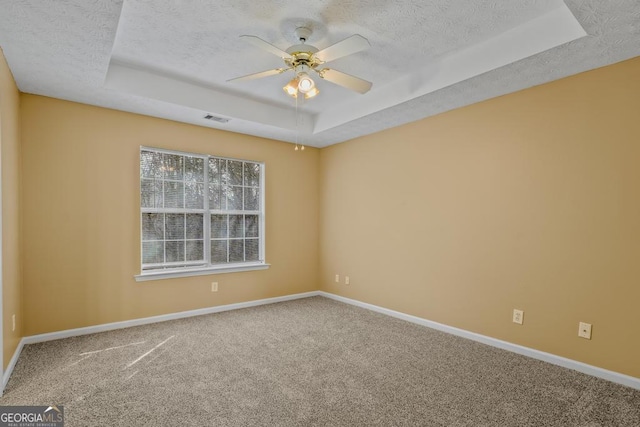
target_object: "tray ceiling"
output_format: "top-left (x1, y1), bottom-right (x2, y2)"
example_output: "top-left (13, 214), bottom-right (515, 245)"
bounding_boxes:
top-left (0, 1), bottom-right (639, 147)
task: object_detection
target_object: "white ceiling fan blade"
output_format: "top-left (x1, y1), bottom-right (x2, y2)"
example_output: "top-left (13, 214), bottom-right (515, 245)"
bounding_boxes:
top-left (240, 35), bottom-right (291, 59)
top-left (314, 34), bottom-right (370, 63)
top-left (227, 68), bottom-right (288, 83)
top-left (319, 68), bottom-right (372, 94)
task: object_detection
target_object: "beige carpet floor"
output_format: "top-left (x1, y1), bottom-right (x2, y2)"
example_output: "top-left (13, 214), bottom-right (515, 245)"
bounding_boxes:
top-left (1, 296), bottom-right (639, 426)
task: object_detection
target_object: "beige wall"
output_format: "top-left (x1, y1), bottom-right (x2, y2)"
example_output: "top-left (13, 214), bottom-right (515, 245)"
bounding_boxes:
top-left (20, 95), bottom-right (319, 336)
top-left (1, 48), bottom-right (22, 369)
top-left (320, 57), bottom-right (640, 378)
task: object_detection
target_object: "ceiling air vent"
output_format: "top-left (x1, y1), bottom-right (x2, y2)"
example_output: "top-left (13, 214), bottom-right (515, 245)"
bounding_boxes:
top-left (203, 114), bottom-right (230, 124)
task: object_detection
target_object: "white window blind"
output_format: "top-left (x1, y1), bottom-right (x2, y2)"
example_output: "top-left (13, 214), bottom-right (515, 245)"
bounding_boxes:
top-left (139, 147), bottom-right (265, 278)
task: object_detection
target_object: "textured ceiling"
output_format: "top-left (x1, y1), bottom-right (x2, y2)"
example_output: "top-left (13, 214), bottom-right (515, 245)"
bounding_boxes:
top-left (0, 1), bottom-right (639, 147)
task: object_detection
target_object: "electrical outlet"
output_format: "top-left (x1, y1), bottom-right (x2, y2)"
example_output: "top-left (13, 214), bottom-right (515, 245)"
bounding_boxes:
top-left (345, 276), bottom-right (350, 285)
top-left (12, 314), bottom-right (15, 332)
top-left (578, 322), bottom-right (592, 339)
top-left (335, 274), bottom-right (340, 283)
top-left (211, 282), bottom-right (218, 292)
top-left (512, 309), bottom-right (524, 325)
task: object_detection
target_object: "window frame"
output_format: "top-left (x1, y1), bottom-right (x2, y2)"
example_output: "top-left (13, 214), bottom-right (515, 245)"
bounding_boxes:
top-left (135, 146), bottom-right (269, 282)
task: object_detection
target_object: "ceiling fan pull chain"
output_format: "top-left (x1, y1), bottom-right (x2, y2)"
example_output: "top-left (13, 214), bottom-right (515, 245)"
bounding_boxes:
top-left (295, 94), bottom-right (299, 151)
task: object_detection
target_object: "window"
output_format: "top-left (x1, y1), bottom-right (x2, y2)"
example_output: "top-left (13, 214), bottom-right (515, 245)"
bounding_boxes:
top-left (137, 147), bottom-right (267, 281)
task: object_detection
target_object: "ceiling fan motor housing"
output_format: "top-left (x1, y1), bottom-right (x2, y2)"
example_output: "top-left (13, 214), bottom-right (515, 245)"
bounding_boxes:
top-left (285, 45), bottom-right (321, 71)
top-left (284, 27), bottom-right (322, 70)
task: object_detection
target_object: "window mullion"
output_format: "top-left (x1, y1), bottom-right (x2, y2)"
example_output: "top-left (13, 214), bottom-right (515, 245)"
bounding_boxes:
top-left (259, 163), bottom-right (265, 262)
top-left (162, 155), bottom-right (167, 265)
top-left (183, 212), bottom-right (187, 263)
top-left (226, 214), bottom-right (230, 263)
top-left (242, 163), bottom-right (246, 262)
top-left (182, 160), bottom-right (186, 263)
top-left (224, 159), bottom-right (229, 264)
top-left (203, 156), bottom-right (211, 266)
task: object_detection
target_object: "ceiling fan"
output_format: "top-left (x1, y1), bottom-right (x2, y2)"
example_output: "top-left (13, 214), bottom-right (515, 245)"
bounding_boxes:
top-left (227, 27), bottom-right (372, 99)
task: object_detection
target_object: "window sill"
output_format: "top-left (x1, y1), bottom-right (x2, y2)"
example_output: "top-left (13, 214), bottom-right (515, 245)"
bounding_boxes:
top-left (134, 262), bottom-right (270, 282)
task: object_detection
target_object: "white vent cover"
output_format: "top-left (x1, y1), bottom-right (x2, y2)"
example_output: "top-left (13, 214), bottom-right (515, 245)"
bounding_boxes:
top-left (204, 114), bottom-right (230, 123)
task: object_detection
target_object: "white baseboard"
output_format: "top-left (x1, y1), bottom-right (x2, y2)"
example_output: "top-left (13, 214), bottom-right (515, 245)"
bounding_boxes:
top-left (3, 291), bottom-right (320, 389)
top-left (3, 338), bottom-right (25, 390)
top-left (22, 291), bottom-right (321, 345)
top-left (4, 290), bottom-right (638, 392)
top-left (319, 291), bottom-right (640, 391)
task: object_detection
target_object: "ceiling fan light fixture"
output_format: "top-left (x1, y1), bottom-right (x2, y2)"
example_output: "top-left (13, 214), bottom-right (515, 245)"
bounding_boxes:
top-left (297, 72), bottom-right (315, 93)
top-left (304, 86), bottom-right (320, 99)
top-left (283, 77), bottom-right (299, 98)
